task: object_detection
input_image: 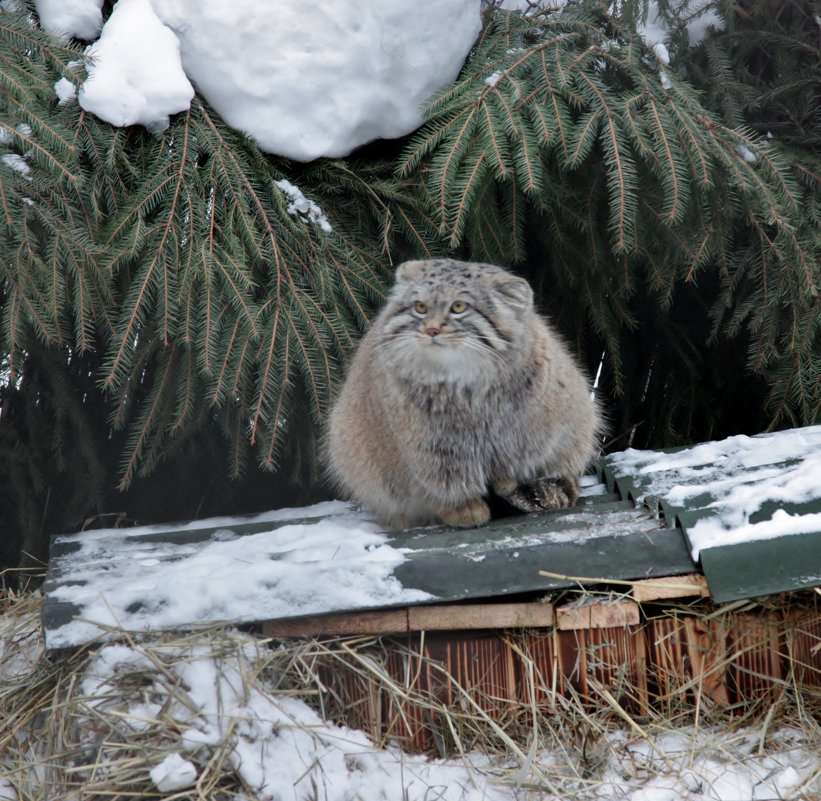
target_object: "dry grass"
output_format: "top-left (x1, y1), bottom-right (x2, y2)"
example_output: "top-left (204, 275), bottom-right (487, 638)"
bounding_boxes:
top-left (2, 586), bottom-right (821, 800)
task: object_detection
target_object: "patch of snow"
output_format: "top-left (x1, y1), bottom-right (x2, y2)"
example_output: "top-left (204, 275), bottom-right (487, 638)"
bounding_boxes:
top-left (497, 0), bottom-right (569, 12)
top-left (688, 509), bottom-right (821, 560)
top-left (46, 501), bottom-right (432, 649)
top-left (659, 68), bottom-right (673, 90)
top-left (485, 71), bottom-right (503, 87)
top-left (1, 153), bottom-right (31, 178)
top-left (78, 0), bottom-right (194, 135)
top-left (637, 1), bottom-right (724, 56)
top-left (73, 640), bottom-right (821, 801)
top-left (275, 179), bottom-right (333, 233)
top-left (54, 77), bottom-right (77, 105)
top-left (736, 143), bottom-right (758, 163)
top-left (6, 606), bottom-right (821, 801)
top-left (149, 753), bottom-right (198, 793)
top-left (681, 0), bottom-right (724, 47)
top-left (80, 640), bottom-right (511, 801)
top-left (652, 42), bottom-right (670, 65)
top-left (0, 780), bottom-right (17, 801)
top-left (33, 0), bottom-right (102, 41)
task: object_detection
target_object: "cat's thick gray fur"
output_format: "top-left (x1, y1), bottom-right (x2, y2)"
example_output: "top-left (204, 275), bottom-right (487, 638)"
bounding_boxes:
top-left (327, 259), bottom-right (602, 528)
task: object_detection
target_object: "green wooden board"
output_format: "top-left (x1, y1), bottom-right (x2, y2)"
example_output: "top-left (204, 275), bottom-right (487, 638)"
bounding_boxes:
top-left (41, 485), bottom-right (696, 649)
top-left (599, 428), bottom-right (821, 602)
top-left (701, 532), bottom-right (821, 603)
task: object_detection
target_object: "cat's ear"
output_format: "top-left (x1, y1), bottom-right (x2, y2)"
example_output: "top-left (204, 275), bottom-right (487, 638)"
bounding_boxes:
top-left (492, 273), bottom-right (533, 311)
top-left (395, 260), bottom-right (426, 283)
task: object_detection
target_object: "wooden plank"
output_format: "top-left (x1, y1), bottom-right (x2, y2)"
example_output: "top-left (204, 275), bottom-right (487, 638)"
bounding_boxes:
top-left (262, 602), bottom-right (558, 638)
top-left (631, 573), bottom-right (710, 603)
top-left (556, 600), bottom-right (640, 631)
top-left (408, 601), bottom-right (554, 631)
top-left (262, 609), bottom-right (409, 638)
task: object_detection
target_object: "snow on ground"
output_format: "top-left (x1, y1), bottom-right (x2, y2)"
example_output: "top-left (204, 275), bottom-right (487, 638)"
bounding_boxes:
top-left (46, 501), bottom-right (433, 649)
top-left (606, 426), bottom-right (821, 559)
top-left (39, 0), bottom-right (482, 160)
top-left (3, 610), bottom-right (820, 801)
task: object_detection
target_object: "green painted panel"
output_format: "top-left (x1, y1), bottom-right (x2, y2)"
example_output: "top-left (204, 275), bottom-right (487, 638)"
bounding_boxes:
top-left (600, 432), bottom-right (821, 601)
top-left (701, 532), bottom-right (821, 603)
top-left (394, 526), bottom-right (695, 599)
top-left (42, 483), bottom-right (698, 647)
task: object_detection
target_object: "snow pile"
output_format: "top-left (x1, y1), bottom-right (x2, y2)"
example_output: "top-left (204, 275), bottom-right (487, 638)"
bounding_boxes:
top-left (33, 0), bottom-right (102, 41)
top-left (56, 636), bottom-right (821, 800)
top-left (607, 426), bottom-right (821, 559)
top-left (46, 501), bottom-right (432, 649)
top-left (79, 640), bottom-right (509, 801)
top-left (78, 0), bottom-right (194, 135)
top-left (594, 726), bottom-right (819, 801)
top-left (39, 0), bottom-right (482, 160)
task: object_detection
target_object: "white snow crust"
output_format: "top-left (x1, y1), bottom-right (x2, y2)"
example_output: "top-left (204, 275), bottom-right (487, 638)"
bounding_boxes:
top-left (46, 501), bottom-right (432, 649)
top-left (65, 0), bottom-right (481, 160)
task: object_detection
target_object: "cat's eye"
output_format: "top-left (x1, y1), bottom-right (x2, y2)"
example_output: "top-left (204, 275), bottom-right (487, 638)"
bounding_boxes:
top-left (450, 300), bottom-right (468, 314)
top-left (413, 301), bottom-right (428, 315)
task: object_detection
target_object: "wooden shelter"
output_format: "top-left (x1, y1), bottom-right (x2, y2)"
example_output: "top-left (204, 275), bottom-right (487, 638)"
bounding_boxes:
top-left (42, 426), bottom-right (821, 751)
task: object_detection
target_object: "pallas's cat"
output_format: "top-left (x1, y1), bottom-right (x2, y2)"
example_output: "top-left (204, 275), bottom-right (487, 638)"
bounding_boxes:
top-left (327, 259), bottom-right (601, 528)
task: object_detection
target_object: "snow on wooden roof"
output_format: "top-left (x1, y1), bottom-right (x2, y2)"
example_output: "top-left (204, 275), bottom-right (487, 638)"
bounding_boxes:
top-left (41, 426), bottom-right (821, 649)
top-left (601, 425), bottom-right (821, 603)
top-left (42, 480), bottom-right (693, 650)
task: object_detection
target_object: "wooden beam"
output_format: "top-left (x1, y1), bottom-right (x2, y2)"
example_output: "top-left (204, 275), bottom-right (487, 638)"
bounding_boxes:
top-left (408, 601), bottom-right (554, 631)
top-left (261, 601), bottom-right (556, 638)
top-left (630, 573), bottom-right (710, 603)
top-left (262, 609), bottom-right (408, 638)
top-left (556, 600), bottom-right (640, 631)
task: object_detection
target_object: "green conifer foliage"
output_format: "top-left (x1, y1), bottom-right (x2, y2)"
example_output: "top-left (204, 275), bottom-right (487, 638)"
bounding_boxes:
top-left (0, 1), bottom-right (818, 570)
top-left (402, 3), bottom-right (818, 438)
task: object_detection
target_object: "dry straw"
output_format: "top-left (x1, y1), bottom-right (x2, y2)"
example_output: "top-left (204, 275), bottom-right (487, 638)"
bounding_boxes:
top-left (2, 584), bottom-right (820, 800)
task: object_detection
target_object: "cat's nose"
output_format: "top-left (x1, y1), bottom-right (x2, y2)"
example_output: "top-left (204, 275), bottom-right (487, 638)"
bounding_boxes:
top-left (425, 325), bottom-right (441, 337)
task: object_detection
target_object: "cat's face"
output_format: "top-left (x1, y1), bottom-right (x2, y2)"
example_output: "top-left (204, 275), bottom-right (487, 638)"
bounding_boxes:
top-left (375, 259), bottom-right (533, 382)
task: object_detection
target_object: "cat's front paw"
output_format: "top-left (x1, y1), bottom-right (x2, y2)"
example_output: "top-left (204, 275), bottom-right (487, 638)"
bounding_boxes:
top-left (440, 498), bottom-right (491, 528)
top-left (505, 477), bottom-right (579, 513)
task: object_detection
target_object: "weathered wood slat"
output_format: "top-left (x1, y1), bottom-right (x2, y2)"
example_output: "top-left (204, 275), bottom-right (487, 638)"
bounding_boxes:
top-left (630, 574), bottom-right (710, 603)
top-left (261, 601), bottom-right (556, 638)
top-left (555, 600), bottom-right (640, 630)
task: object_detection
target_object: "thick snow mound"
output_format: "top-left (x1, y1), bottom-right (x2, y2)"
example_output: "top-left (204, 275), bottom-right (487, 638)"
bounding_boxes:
top-left (79, 0), bottom-right (194, 134)
top-left (33, 0), bottom-right (103, 41)
top-left (69, 0), bottom-right (481, 160)
top-left (153, 0), bottom-right (482, 161)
